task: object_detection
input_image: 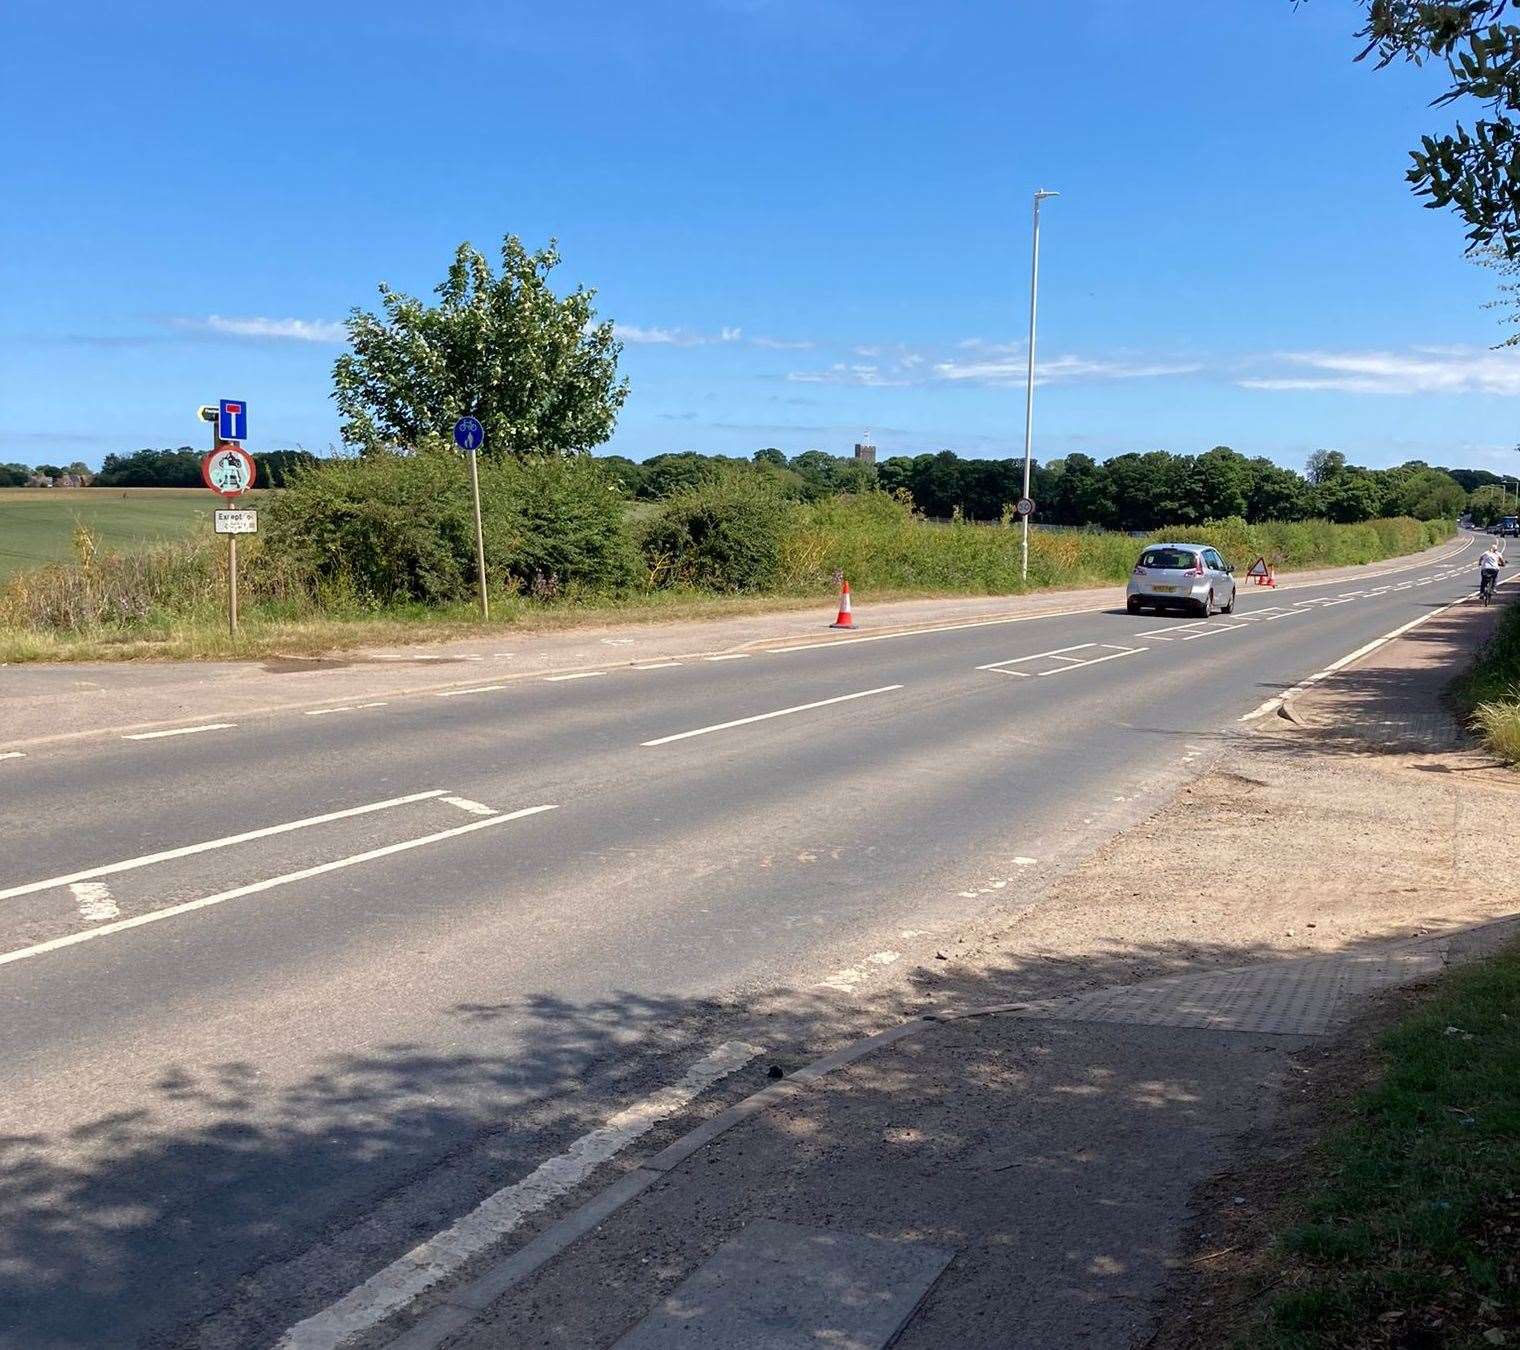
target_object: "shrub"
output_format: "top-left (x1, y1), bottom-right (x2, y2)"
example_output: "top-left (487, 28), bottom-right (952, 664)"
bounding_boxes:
top-left (264, 451), bottom-right (638, 604)
top-left (642, 474), bottom-right (792, 590)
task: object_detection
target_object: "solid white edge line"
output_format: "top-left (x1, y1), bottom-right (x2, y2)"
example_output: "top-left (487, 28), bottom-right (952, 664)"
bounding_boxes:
top-left (0, 806), bottom-right (559, 969)
top-left (703, 653), bottom-right (750, 661)
top-left (434, 685), bottom-right (507, 697)
top-left (542, 671), bottom-right (605, 681)
top-left (0, 789), bottom-right (450, 903)
top-left (633, 662), bottom-right (683, 670)
top-left (642, 685), bottom-right (903, 746)
top-left (274, 1039), bottom-right (757, 1350)
top-left (1238, 590), bottom-right (1479, 722)
top-left (123, 722), bottom-right (236, 740)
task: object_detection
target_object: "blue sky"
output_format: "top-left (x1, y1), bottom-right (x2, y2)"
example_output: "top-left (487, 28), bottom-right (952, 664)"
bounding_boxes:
top-left (4, 0), bottom-right (1520, 477)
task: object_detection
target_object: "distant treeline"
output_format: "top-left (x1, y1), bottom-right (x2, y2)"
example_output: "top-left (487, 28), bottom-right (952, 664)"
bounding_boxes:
top-left (89, 448), bottom-right (318, 489)
top-left (601, 446), bottom-right (1495, 527)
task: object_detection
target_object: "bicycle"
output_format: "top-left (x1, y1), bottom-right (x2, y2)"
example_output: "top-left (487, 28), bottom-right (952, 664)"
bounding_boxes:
top-left (1480, 569), bottom-right (1499, 605)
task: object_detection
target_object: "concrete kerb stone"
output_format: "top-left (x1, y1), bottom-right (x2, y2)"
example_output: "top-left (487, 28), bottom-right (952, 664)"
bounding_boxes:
top-left (373, 927), bottom-right (1488, 1350)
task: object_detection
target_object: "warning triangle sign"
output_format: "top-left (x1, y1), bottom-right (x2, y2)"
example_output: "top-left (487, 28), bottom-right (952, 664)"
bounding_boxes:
top-left (1245, 555), bottom-right (1270, 578)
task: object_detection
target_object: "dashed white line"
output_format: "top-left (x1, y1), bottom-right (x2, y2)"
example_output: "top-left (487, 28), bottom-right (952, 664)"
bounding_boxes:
top-left (434, 685), bottom-right (508, 697)
top-left (633, 662), bottom-right (683, 670)
top-left (542, 671), bottom-right (605, 682)
top-left (0, 752), bottom-right (24, 761)
top-left (0, 805), bottom-right (560, 969)
top-left (0, 789), bottom-right (450, 904)
top-left (703, 653), bottom-right (750, 662)
top-left (274, 1039), bottom-right (756, 1350)
top-left (123, 723), bottom-right (235, 741)
top-left (642, 685), bottom-right (903, 746)
top-left (441, 796), bottom-right (496, 816)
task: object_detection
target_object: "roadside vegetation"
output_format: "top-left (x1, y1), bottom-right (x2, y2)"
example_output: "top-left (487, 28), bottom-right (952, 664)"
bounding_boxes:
top-left (0, 455), bottom-right (1453, 663)
top-left (1459, 596), bottom-right (1520, 765)
top-left (1241, 941), bottom-right (1520, 1349)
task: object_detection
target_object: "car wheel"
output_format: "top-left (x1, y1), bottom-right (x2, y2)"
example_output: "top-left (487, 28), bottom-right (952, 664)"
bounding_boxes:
top-left (1221, 588), bottom-right (1235, 615)
top-left (1194, 593), bottom-right (1212, 618)
top-left (1126, 597), bottom-right (1142, 614)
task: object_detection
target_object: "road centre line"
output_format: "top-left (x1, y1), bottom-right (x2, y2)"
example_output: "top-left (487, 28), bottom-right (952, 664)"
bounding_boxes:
top-left (0, 752), bottom-right (23, 761)
top-left (641, 685), bottom-right (903, 746)
top-left (434, 685), bottom-right (508, 697)
top-left (542, 671), bottom-right (605, 682)
top-left (633, 662), bottom-right (683, 670)
top-left (442, 796), bottom-right (496, 816)
top-left (703, 653), bottom-right (750, 661)
top-left (0, 789), bottom-right (450, 903)
top-left (123, 722), bottom-right (236, 741)
top-left (0, 805), bottom-right (559, 970)
top-left (275, 1039), bottom-right (756, 1350)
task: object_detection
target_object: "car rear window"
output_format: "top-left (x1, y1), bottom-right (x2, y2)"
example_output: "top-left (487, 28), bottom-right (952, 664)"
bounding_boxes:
top-left (1138, 548), bottom-right (1197, 569)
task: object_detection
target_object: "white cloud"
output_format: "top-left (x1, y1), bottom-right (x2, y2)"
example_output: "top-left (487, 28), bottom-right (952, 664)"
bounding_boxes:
top-left (616, 322), bottom-right (809, 349)
top-left (1239, 347), bottom-right (1520, 396)
top-left (932, 354), bottom-right (1202, 386)
top-left (185, 315), bottom-right (347, 342)
top-left (786, 362), bottom-right (909, 388)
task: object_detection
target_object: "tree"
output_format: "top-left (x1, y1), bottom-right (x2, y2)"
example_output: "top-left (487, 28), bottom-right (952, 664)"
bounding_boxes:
top-left (1320, 471), bottom-right (1383, 522)
top-left (1470, 482), bottom-right (1513, 521)
top-left (34, 464), bottom-right (63, 479)
top-left (1188, 446), bottom-right (1251, 521)
top-left (0, 462), bottom-right (30, 487)
top-left (752, 447), bottom-right (787, 468)
top-left (1305, 448), bottom-right (1347, 484)
top-left (1350, 2), bottom-right (1520, 254)
top-left (332, 235), bottom-right (628, 457)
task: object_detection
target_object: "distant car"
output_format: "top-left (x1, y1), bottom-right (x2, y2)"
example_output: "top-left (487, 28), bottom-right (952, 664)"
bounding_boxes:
top-left (1126, 542), bottom-right (1237, 617)
top-left (1495, 516), bottom-right (1520, 537)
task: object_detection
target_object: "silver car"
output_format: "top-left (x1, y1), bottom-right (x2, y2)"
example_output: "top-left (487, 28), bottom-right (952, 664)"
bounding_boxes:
top-left (1126, 542), bottom-right (1237, 617)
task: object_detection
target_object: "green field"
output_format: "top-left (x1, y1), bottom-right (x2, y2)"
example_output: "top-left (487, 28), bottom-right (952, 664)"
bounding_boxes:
top-left (0, 488), bottom-right (266, 582)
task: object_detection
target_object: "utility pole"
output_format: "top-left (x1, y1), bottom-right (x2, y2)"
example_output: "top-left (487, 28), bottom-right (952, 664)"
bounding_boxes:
top-left (1021, 189), bottom-right (1059, 582)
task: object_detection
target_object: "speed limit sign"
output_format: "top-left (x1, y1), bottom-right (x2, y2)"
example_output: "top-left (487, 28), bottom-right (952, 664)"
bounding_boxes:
top-left (1015, 496), bottom-right (1036, 517)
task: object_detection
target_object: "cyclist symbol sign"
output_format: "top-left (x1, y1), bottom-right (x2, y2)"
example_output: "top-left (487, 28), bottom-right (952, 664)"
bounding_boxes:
top-left (202, 445), bottom-right (257, 498)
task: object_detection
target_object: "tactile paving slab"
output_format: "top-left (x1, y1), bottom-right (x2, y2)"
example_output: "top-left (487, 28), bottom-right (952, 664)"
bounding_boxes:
top-left (1006, 949), bottom-right (1443, 1037)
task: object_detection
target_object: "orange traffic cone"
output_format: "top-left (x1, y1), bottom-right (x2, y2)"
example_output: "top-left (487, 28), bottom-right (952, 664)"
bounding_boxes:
top-left (830, 580), bottom-right (855, 629)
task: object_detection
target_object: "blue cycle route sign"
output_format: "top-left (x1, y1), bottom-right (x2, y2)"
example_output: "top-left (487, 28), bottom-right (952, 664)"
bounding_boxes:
top-left (452, 416), bottom-right (484, 451)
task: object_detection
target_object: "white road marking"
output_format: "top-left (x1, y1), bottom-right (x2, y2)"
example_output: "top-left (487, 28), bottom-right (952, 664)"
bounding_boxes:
top-left (703, 653), bottom-right (750, 661)
top-left (304, 707), bottom-right (351, 716)
top-left (542, 671), bottom-right (605, 682)
top-left (1240, 592), bottom-right (1478, 722)
top-left (275, 1040), bottom-right (757, 1350)
top-left (633, 662), bottom-right (682, 670)
top-left (70, 882), bottom-right (118, 922)
top-left (642, 685), bottom-right (903, 746)
top-left (1011, 856), bottom-right (1037, 866)
top-left (0, 806), bottom-right (559, 969)
top-left (0, 752), bottom-right (24, 761)
top-left (867, 950), bottom-right (900, 965)
top-left (0, 789), bottom-right (449, 904)
top-left (981, 643), bottom-right (1145, 676)
top-left (434, 685), bottom-right (507, 697)
top-left (441, 796), bottom-right (496, 816)
top-left (123, 723), bottom-right (235, 741)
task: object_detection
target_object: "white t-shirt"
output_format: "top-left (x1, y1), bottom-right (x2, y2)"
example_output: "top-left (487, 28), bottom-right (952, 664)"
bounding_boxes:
top-left (1480, 549), bottom-right (1503, 570)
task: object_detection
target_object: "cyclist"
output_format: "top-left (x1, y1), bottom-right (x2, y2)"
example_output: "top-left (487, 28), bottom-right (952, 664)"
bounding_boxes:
top-left (1479, 541), bottom-right (1505, 603)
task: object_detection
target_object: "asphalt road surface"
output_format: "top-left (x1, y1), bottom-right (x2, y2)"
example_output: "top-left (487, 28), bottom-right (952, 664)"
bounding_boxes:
top-left (0, 536), bottom-right (1485, 1348)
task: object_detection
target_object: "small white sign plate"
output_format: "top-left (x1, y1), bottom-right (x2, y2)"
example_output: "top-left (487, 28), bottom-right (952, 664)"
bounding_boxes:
top-left (215, 509), bottom-right (258, 535)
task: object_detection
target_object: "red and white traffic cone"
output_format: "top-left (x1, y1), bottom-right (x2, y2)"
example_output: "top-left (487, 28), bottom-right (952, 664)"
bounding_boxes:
top-left (830, 580), bottom-right (855, 629)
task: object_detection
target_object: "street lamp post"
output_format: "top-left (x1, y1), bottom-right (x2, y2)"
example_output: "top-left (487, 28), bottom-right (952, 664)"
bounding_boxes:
top-left (1021, 188), bottom-right (1059, 582)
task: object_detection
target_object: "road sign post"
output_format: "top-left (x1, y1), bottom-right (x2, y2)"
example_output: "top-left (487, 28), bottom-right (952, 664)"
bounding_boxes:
top-left (453, 417), bottom-right (489, 621)
top-left (200, 423), bottom-right (257, 638)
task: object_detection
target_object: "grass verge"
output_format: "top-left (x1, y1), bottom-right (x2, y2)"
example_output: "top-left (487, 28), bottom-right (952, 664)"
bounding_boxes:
top-left (1456, 591), bottom-right (1520, 765)
top-left (1242, 940), bottom-right (1520, 1349)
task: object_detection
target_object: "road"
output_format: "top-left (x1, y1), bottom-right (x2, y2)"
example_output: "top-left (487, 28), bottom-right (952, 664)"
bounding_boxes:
top-left (0, 535), bottom-right (1484, 1348)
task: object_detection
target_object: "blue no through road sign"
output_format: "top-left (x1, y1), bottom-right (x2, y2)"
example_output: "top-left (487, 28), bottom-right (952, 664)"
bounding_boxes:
top-left (218, 399), bottom-right (248, 442)
top-left (453, 416), bottom-right (484, 451)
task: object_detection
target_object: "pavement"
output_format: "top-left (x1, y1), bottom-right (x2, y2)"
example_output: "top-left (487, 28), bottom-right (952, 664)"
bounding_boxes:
top-left (0, 530), bottom-right (1510, 1348)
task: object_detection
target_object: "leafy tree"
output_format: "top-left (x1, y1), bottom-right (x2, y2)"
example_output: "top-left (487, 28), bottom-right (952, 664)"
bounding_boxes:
top-left (637, 452), bottom-right (725, 499)
top-left (597, 454), bottom-right (645, 495)
top-left (752, 447), bottom-right (787, 468)
top-left (1245, 457), bottom-right (1316, 521)
top-left (0, 462), bottom-right (30, 487)
top-left (34, 464), bottom-right (63, 479)
top-left (1470, 482), bottom-right (1513, 520)
top-left (1049, 453), bottom-right (1114, 526)
top-left (93, 448), bottom-right (203, 487)
top-left (1348, 2), bottom-right (1520, 255)
top-left (1305, 448), bottom-right (1347, 484)
top-left (1320, 471), bottom-right (1383, 522)
top-left (1188, 446), bottom-right (1251, 521)
top-left (332, 235), bottom-right (628, 457)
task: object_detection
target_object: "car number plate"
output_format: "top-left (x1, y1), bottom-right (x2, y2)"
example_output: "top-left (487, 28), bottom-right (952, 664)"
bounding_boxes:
top-left (1151, 584), bottom-right (1177, 593)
